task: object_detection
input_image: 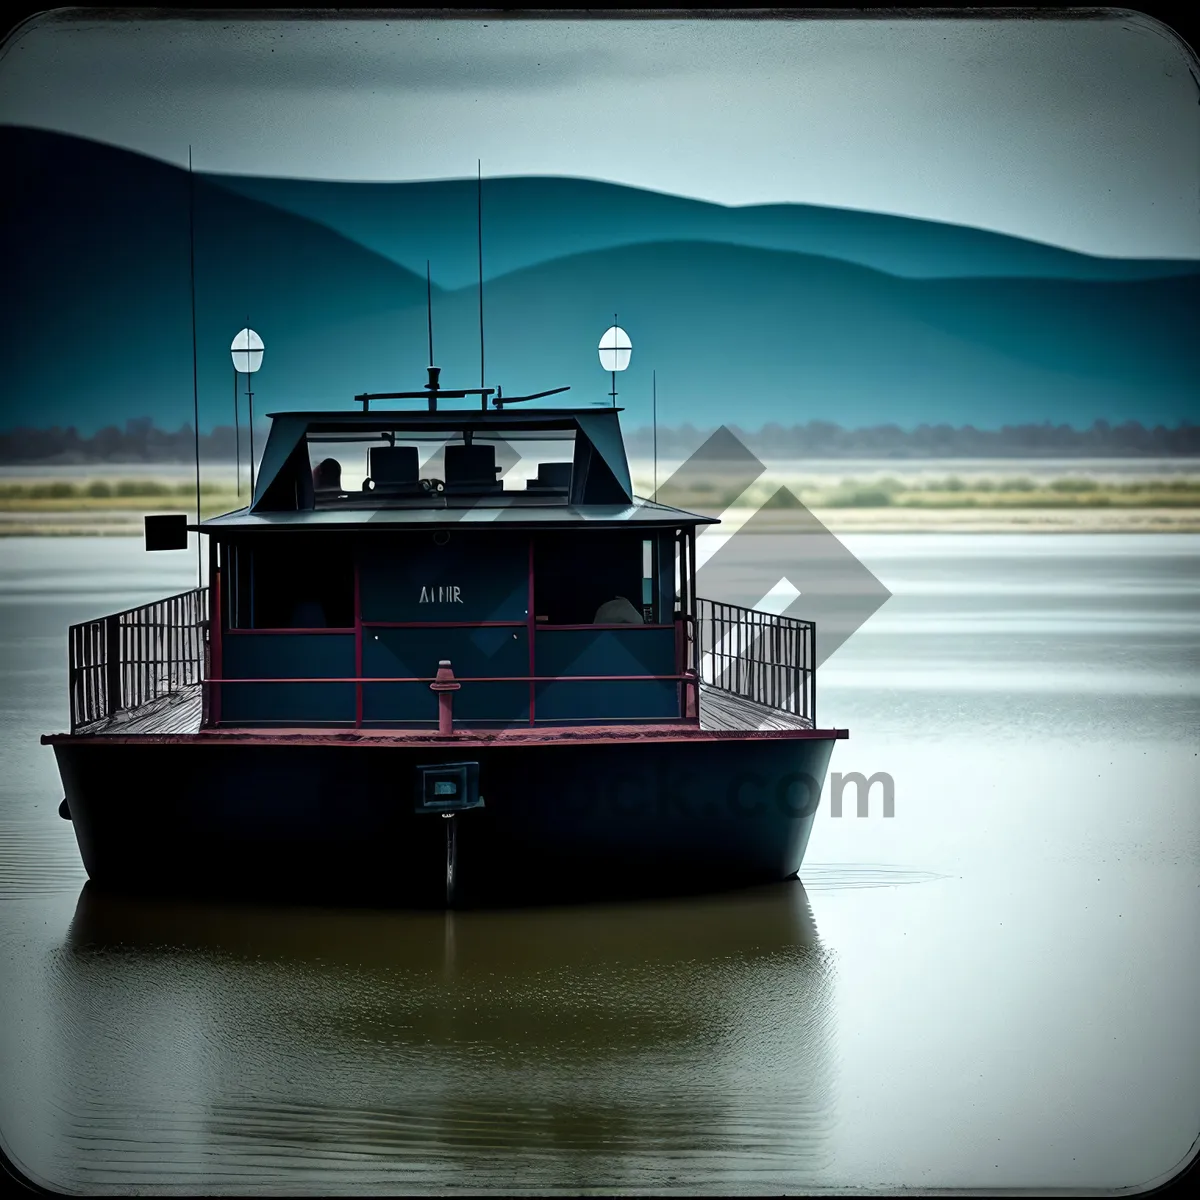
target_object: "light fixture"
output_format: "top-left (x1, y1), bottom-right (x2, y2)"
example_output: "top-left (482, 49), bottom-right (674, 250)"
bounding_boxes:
top-left (598, 319), bottom-right (631, 407)
top-left (231, 328), bottom-right (264, 374)
top-left (231, 328), bottom-right (265, 494)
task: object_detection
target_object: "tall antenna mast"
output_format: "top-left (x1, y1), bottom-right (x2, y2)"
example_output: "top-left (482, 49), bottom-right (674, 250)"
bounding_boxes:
top-left (246, 314), bottom-right (255, 496)
top-left (188, 146), bottom-right (202, 588)
top-left (477, 160), bottom-right (485, 389)
top-left (610, 312), bottom-right (618, 406)
top-left (426, 260), bottom-right (434, 366)
top-left (231, 326), bottom-right (264, 493)
top-left (233, 364), bottom-right (241, 498)
top-left (653, 369), bottom-right (658, 502)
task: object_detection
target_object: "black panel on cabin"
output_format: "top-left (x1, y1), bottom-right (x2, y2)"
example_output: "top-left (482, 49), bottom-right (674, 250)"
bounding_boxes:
top-left (358, 532), bottom-right (528, 624)
top-left (534, 532), bottom-right (644, 625)
top-left (225, 539), bottom-right (355, 629)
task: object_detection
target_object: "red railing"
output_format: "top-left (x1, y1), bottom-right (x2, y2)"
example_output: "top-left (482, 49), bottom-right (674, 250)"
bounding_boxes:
top-left (202, 670), bottom-right (701, 728)
top-left (64, 589), bottom-right (813, 732)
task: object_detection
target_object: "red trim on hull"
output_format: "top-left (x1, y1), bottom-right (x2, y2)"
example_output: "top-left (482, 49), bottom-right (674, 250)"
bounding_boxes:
top-left (41, 725), bottom-right (848, 748)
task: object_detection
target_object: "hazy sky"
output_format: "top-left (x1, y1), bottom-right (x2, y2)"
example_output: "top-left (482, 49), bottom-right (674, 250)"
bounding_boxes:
top-left (2, 11), bottom-right (1199, 258)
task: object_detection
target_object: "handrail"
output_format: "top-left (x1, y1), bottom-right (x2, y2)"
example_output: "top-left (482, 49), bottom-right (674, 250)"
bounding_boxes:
top-left (207, 673), bottom-right (694, 684)
top-left (203, 669), bottom-right (701, 729)
top-left (695, 596), bottom-right (815, 725)
top-left (68, 587), bottom-right (210, 733)
top-left (64, 589), bottom-right (813, 731)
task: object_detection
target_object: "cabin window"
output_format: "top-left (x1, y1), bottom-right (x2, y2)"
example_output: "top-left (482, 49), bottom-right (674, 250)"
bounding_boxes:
top-left (224, 540), bottom-right (355, 630)
top-left (534, 532), bottom-right (650, 625)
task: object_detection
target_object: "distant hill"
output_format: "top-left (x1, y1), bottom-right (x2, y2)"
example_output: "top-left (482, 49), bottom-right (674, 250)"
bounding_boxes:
top-left (211, 169), bottom-right (1200, 288)
top-left (3, 125), bottom-right (436, 434)
top-left (419, 241), bottom-right (1198, 429)
top-left (4, 419), bottom-right (1197, 465)
top-left (3, 125), bottom-right (1198, 435)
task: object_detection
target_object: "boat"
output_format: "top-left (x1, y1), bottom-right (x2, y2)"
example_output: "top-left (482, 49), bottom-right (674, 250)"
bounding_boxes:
top-left (40, 361), bottom-right (848, 907)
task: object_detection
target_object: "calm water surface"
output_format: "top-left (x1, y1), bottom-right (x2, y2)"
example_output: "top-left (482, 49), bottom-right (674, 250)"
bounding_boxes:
top-left (1, 535), bottom-right (1197, 1194)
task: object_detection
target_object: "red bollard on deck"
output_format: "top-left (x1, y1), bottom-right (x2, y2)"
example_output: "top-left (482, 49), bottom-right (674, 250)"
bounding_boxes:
top-left (429, 660), bottom-right (461, 735)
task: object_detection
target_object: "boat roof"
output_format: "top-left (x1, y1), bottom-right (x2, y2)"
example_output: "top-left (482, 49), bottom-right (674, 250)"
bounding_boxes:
top-left (200, 496), bottom-right (716, 533)
top-left (200, 403), bottom-right (718, 532)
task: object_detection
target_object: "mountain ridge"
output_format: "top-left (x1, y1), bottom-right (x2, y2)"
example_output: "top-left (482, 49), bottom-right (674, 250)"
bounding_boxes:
top-left (204, 161), bottom-right (1200, 288)
top-left (3, 126), bottom-right (1198, 434)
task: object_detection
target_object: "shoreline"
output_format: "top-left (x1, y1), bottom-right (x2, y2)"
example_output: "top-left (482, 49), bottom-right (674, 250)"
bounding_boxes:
top-left (3, 507), bottom-right (1199, 536)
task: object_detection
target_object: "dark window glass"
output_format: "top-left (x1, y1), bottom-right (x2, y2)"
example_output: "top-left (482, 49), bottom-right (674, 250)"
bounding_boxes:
top-left (225, 539), bottom-right (355, 629)
top-left (534, 532), bottom-right (646, 625)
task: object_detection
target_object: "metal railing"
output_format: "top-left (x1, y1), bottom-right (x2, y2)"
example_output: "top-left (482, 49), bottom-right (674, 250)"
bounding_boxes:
top-left (64, 589), bottom-right (811, 731)
top-left (695, 596), bottom-right (815, 725)
top-left (68, 588), bottom-right (210, 733)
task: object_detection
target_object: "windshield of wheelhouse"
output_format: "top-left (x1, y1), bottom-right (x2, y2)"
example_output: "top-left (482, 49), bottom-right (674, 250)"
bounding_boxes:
top-left (305, 429), bottom-right (578, 508)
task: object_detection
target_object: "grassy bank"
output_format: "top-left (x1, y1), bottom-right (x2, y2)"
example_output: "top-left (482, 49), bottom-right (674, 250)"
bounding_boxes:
top-left (630, 474), bottom-right (1200, 510)
top-left (5, 474), bottom-right (1200, 509)
top-left (1, 473), bottom-right (1199, 535)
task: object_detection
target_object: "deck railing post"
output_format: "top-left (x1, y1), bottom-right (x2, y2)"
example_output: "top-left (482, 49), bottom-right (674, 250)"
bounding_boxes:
top-left (430, 660), bottom-right (461, 735)
top-left (104, 614), bottom-right (121, 719)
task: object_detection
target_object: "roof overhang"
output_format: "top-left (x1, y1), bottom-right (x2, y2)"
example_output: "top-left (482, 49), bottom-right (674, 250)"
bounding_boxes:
top-left (200, 498), bottom-right (718, 534)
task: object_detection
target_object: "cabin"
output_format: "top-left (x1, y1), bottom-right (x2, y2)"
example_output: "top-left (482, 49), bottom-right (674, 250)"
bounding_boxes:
top-left (61, 376), bottom-right (818, 741)
top-left (198, 400), bottom-right (715, 730)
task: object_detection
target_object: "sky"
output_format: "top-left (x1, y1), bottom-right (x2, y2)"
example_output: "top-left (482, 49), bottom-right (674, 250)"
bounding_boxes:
top-left (1, 11), bottom-right (1199, 260)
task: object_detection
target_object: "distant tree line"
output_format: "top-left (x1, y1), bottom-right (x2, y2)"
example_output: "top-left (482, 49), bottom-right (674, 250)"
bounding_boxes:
top-left (625, 419), bottom-right (1200, 458)
top-left (0, 419), bottom-right (258, 465)
top-left (0, 416), bottom-right (1198, 463)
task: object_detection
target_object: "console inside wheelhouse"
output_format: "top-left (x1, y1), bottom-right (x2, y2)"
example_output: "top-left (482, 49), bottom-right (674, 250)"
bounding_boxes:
top-left (212, 524), bottom-right (697, 729)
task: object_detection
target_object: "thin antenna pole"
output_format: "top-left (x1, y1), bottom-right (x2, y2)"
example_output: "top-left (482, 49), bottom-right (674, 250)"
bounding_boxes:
top-left (246, 314), bottom-right (255, 497)
top-left (477, 160), bottom-right (485, 389)
top-left (233, 364), bottom-right (241, 499)
top-left (611, 311), bottom-right (618, 407)
top-left (653, 369), bottom-right (658, 503)
top-left (188, 146), bottom-right (202, 589)
top-left (426, 260), bottom-right (434, 366)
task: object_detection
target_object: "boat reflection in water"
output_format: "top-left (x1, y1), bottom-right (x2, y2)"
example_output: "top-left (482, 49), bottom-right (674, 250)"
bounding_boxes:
top-left (55, 880), bottom-right (836, 1192)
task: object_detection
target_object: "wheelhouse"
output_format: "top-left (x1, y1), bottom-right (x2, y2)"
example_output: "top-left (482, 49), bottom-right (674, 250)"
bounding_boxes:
top-left (199, 404), bottom-right (715, 729)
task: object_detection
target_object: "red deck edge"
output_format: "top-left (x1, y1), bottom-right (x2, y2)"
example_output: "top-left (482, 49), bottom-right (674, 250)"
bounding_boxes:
top-left (40, 725), bottom-right (848, 748)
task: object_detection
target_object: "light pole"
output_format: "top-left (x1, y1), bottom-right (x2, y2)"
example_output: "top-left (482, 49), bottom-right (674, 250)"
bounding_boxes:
top-left (598, 318), bottom-right (631, 407)
top-left (231, 328), bottom-right (265, 497)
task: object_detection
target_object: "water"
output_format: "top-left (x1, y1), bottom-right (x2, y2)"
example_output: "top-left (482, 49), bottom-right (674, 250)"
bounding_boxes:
top-left (1, 535), bottom-right (1197, 1193)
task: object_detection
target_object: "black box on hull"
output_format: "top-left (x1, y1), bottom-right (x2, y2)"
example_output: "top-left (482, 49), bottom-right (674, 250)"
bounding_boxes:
top-left (414, 761), bottom-right (484, 814)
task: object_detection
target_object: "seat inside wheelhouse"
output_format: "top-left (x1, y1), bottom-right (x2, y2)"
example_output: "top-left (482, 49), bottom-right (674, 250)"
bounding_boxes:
top-left (307, 428), bottom-right (580, 507)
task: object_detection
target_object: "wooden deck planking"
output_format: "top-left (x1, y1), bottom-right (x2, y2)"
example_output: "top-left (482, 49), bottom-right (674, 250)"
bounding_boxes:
top-left (79, 685), bottom-right (204, 737)
top-left (696, 684), bottom-right (813, 732)
top-left (76, 681), bottom-right (810, 738)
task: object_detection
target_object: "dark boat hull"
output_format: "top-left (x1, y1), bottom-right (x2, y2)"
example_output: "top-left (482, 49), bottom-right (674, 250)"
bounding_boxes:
top-left (50, 734), bottom-right (837, 907)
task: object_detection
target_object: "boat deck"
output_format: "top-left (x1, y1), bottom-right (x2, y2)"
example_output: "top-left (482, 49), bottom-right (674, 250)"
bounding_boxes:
top-left (59, 683), bottom-right (839, 743)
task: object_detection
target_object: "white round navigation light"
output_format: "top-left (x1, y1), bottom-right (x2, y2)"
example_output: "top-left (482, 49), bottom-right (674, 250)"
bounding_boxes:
top-left (598, 325), bottom-right (631, 373)
top-left (231, 328), bottom-right (265, 374)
